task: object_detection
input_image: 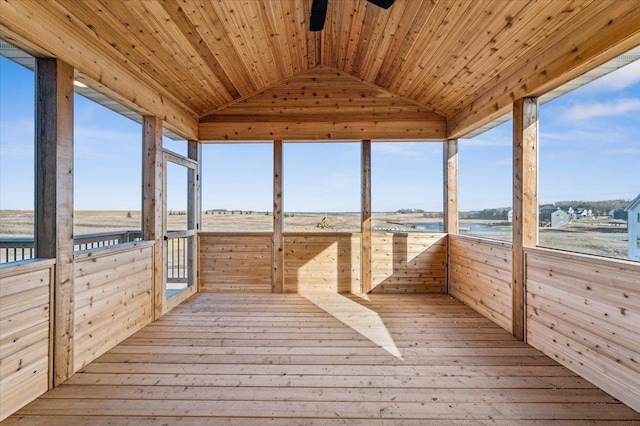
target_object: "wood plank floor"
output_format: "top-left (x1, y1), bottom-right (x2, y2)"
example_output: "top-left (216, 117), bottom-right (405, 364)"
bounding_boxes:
top-left (5, 293), bottom-right (640, 424)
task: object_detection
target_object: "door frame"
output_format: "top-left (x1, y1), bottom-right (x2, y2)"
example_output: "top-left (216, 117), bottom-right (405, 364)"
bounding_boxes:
top-left (163, 149), bottom-right (198, 311)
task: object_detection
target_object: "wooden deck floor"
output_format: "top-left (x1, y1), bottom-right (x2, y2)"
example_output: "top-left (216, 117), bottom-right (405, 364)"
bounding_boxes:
top-left (5, 293), bottom-right (639, 424)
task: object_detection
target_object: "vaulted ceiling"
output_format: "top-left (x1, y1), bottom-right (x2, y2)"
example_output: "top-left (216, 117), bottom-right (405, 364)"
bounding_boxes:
top-left (1, 0), bottom-right (639, 140)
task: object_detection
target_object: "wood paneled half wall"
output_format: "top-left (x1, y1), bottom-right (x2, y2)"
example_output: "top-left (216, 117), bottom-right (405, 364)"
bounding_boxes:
top-left (448, 235), bottom-right (513, 332)
top-left (199, 233), bottom-right (273, 293)
top-left (198, 232), bottom-right (446, 294)
top-left (526, 247), bottom-right (640, 412)
top-left (371, 233), bottom-right (446, 294)
top-left (0, 259), bottom-right (55, 421)
top-left (73, 242), bottom-right (154, 371)
top-left (284, 233), bottom-right (362, 293)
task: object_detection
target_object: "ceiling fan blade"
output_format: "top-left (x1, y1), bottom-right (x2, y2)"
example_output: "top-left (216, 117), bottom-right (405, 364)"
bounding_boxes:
top-left (309, 0), bottom-right (328, 32)
top-left (367, 0), bottom-right (395, 9)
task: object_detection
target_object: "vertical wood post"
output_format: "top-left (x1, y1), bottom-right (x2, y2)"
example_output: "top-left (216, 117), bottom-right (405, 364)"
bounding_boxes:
top-left (443, 139), bottom-right (458, 295)
top-left (512, 97), bottom-right (539, 341)
top-left (272, 140), bottom-right (284, 292)
top-left (187, 140), bottom-right (201, 291)
top-left (143, 116), bottom-right (164, 318)
top-left (443, 139), bottom-right (459, 234)
top-left (361, 140), bottom-right (372, 293)
top-left (35, 58), bottom-right (74, 386)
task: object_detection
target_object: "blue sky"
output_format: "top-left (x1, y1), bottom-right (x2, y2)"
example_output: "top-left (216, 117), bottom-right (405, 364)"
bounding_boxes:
top-left (1, 55), bottom-right (639, 212)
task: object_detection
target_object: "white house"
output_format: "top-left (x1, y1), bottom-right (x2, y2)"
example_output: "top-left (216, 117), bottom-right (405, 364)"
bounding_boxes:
top-left (626, 194), bottom-right (640, 261)
top-left (551, 210), bottom-right (570, 228)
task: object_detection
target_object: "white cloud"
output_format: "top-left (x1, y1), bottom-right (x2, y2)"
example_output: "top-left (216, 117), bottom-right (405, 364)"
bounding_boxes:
top-left (561, 98), bottom-right (640, 121)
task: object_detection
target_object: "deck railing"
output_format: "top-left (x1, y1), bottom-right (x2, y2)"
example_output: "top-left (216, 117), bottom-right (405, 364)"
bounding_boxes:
top-left (74, 230), bottom-right (143, 251)
top-left (1, 230), bottom-right (191, 290)
top-left (165, 231), bottom-right (192, 287)
top-left (0, 238), bottom-right (35, 263)
top-left (0, 230), bottom-right (143, 264)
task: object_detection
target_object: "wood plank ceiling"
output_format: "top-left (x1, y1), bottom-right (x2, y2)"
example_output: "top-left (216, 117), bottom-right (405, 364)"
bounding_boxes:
top-left (1, 0), bottom-right (640, 140)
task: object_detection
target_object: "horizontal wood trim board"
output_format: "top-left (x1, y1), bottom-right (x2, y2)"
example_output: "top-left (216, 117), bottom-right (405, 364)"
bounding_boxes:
top-left (202, 112), bottom-right (442, 122)
top-left (73, 241), bottom-right (155, 262)
top-left (0, 259), bottom-right (56, 279)
top-left (525, 248), bottom-right (640, 413)
top-left (199, 120), bottom-right (446, 142)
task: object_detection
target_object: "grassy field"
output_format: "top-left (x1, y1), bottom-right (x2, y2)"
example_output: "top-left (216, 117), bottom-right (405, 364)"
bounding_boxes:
top-left (0, 210), bottom-right (631, 260)
top-left (0, 210), bottom-right (434, 236)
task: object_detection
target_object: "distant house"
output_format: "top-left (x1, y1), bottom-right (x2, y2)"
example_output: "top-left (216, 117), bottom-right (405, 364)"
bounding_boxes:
top-left (540, 207), bottom-right (569, 227)
top-left (609, 209), bottom-right (628, 220)
top-left (551, 210), bottom-right (570, 228)
top-left (626, 194), bottom-right (640, 261)
top-left (539, 208), bottom-right (557, 225)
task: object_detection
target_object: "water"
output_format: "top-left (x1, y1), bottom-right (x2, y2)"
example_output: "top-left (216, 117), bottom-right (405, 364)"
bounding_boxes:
top-left (409, 222), bottom-right (510, 234)
top-left (409, 222), bottom-right (444, 232)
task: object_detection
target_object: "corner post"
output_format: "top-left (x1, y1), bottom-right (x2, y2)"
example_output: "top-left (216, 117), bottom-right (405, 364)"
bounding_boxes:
top-left (35, 58), bottom-right (74, 386)
top-left (272, 140), bottom-right (284, 292)
top-left (142, 116), bottom-right (164, 318)
top-left (361, 139), bottom-right (372, 293)
top-left (512, 97), bottom-right (539, 341)
top-left (187, 140), bottom-right (201, 291)
top-left (443, 139), bottom-right (458, 295)
top-left (443, 139), bottom-right (459, 234)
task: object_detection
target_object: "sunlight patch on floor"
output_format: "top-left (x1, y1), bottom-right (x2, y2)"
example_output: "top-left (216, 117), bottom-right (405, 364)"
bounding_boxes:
top-left (300, 292), bottom-right (403, 359)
